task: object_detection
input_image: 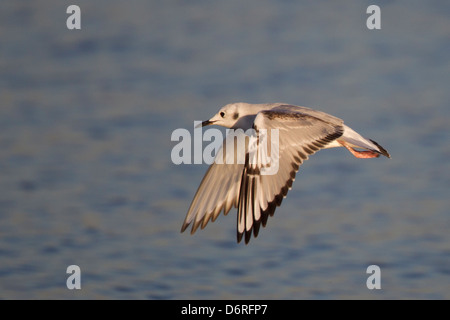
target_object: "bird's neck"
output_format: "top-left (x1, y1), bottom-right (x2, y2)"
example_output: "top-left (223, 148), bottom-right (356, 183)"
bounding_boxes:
top-left (231, 114), bottom-right (257, 130)
top-left (231, 103), bottom-right (275, 130)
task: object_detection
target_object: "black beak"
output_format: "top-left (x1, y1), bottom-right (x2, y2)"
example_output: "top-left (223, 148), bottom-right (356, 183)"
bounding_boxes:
top-left (196, 120), bottom-right (215, 128)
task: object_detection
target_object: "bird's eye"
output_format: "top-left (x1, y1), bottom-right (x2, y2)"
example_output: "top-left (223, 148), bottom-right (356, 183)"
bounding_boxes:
top-left (220, 112), bottom-right (225, 118)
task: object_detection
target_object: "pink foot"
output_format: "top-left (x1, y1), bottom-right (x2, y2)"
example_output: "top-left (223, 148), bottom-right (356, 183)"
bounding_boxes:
top-left (341, 142), bottom-right (380, 159)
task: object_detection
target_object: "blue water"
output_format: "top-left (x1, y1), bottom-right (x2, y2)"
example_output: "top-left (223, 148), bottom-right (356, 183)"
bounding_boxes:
top-left (1, 1), bottom-right (449, 299)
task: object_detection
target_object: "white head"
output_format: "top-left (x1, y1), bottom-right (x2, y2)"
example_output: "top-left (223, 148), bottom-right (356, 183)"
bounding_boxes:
top-left (200, 102), bottom-right (265, 129)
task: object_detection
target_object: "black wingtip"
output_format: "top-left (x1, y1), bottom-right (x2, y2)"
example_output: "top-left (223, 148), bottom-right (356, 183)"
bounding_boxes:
top-left (244, 230), bottom-right (252, 245)
top-left (236, 230), bottom-right (252, 245)
top-left (252, 220), bottom-right (261, 239)
top-left (237, 231), bottom-right (244, 244)
top-left (180, 222), bottom-right (189, 233)
top-left (369, 139), bottom-right (391, 158)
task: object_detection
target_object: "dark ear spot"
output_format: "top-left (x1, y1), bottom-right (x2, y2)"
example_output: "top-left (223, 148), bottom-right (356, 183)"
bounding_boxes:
top-left (233, 112), bottom-right (239, 120)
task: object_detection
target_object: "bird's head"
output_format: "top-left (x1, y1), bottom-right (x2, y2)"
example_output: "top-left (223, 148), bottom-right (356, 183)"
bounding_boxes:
top-left (199, 103), bottom-right (243, 128)
top-left (198, 102), bottom-right (267, 129)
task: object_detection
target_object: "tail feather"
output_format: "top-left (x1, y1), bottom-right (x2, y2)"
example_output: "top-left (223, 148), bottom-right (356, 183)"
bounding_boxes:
top-left (369, 139), bottom-right (391, 158)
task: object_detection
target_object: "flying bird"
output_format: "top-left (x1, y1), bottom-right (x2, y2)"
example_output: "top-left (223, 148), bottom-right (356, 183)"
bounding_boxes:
top-left (181, 103), bottom-right (390, 244)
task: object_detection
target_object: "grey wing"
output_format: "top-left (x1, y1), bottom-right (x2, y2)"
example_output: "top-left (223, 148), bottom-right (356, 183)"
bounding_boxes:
top-left (181, 130), bottom-right (248, 234)
top-left (237, 107), bottom-right (344, 244)
top-left (269, 104), bottom-right (344, 127)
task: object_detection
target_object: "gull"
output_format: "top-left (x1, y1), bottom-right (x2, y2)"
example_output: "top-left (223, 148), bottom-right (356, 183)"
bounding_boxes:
top-left (181, 103), bottom-right (390, 244)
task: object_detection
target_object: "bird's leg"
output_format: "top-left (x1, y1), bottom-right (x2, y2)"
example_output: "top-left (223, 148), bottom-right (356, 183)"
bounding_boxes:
top-left (340, 141), bottom-right (380, 159)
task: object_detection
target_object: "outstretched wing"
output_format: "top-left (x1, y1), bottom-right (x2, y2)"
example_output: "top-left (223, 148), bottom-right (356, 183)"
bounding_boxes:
top-left (237, 105), bottom-right (344, 244)
top-left (181, 130), bottom-right (249, 234)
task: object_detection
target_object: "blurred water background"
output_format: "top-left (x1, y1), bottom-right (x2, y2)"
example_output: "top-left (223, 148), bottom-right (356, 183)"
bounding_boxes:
top-left (0, 0), bottom-right (449, 299)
